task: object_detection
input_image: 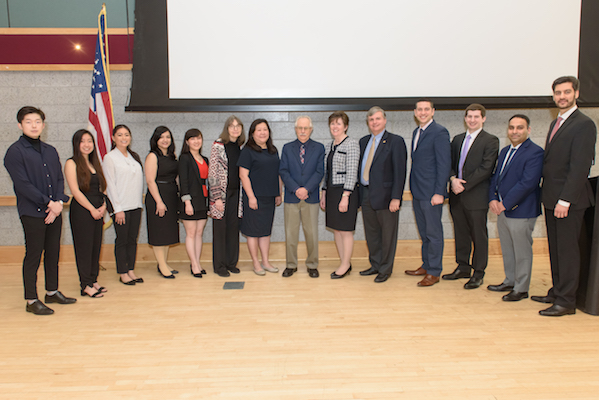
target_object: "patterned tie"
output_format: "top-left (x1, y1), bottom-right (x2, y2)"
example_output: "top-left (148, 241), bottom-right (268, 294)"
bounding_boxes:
top-left (413, 128), bottom-right (423, 152)
top-left (548, 116), bottom-right (563, 143)
top-left (458, 134), bottom-right (471, 179)
top-left (300, 144), bottom-right (305, 164)
top-left (362, 139), bottom-right (375, 182)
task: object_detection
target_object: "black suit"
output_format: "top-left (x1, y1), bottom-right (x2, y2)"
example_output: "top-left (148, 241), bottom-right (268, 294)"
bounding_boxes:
top-left (359, 130), bottom-right (407, 275)
top-left (449, 129), bottom-right (499, 279)
top-left (542, 108), bottom-right (597, 309)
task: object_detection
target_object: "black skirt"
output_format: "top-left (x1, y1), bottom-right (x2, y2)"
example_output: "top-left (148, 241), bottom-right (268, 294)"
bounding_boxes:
top-left (325, 185), bottom-right (359, 231)
top-left (240, 192), bottom-right (276, 237)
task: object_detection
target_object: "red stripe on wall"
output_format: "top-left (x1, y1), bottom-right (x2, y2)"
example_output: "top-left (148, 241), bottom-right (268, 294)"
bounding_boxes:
top-left (0, 34), bottom-right (133, 64)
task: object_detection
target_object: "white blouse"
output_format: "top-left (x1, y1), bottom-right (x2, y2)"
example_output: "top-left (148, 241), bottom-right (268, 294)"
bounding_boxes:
top-left (103, 148), bottom-right (143, 213)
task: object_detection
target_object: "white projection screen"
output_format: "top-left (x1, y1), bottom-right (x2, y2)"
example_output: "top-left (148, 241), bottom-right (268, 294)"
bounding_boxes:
top-left (127, 0), bottom-right (599, 111)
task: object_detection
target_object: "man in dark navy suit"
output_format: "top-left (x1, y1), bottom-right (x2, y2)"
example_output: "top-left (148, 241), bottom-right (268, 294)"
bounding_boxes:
top-left (405, 99), bottom-right (451, 287)
top-left (279, 116), bottom-right (325, 278)
top-left (532, 76), bottom-right (597, 316)
top-left (487, 114), bottom-right (544, 301)
top-left (358, 106), bottom-right (407, 283)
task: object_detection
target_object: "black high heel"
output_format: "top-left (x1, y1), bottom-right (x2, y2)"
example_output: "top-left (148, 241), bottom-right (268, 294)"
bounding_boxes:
top-left (190, 264), bottom-right (203, 278)
top-left (157, 265), bottom-right (175, 279)
top-left (331, 265), bottom-right (352, 279)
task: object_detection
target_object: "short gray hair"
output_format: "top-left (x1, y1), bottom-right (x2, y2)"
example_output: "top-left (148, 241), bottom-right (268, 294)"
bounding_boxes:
top-left (295, 115), bottom-right (313, 128)
top-left (366, 106), bottom-right (386, 122)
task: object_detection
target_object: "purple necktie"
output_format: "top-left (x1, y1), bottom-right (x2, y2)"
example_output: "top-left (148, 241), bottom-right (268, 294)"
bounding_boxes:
top-left (300, 144), bottom-right (305, 164)
top-left (458, 134), bottom-right (471, 179)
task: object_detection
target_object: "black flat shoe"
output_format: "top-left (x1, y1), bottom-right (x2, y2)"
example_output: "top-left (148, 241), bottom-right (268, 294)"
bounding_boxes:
top-left (190, 264), bottom-right (203, 278)
top-left (134, 277), bottom-right (144, 283)
top-left (120, 277), bottom-right (136, 286)
top-left (157, 265), bottom-right (175, 279)
top-left (331, 265), bottom-right (352, 279)
top-left (227, 266), bottom-right (240, 274)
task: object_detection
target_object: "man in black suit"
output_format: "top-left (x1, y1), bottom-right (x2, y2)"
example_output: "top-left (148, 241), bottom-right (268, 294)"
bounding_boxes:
top-left (358, 106), bottom-right (407, 283)
top-left (444, 104), bottom-right (499, 289)
top-left (532, 76), bottom-right (597, 316)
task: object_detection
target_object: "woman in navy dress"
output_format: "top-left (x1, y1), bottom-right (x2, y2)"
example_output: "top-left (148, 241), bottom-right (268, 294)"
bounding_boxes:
top-left (238, 119), bottom-right (281, 275)
top-left (64, 129), bottom-right (107, 297)
top-left (145, 126), bottom-right (180, 279)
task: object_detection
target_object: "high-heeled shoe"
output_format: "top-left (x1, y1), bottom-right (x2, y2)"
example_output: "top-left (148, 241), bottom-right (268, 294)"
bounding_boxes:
top-left (331, 265), bottom-right (352, 279)
top-left (190, 264), bottom-right (203, 278)
top-left (157, 265), bottom-right (175, 279)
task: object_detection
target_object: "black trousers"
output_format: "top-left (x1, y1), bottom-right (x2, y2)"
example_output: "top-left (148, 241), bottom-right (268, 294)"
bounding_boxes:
top-left (361, 186), bottom-right (399, 276)
top-left (70, 200), bottom-right (103, 290)
top-left (212, 189), bottom-right (240, 273)
top-left (20, 215), bottom-right (62, 300)
top-left (112, 208), bottom-right (141, 274)
top-left (449, 197), bottom-right (489, 279)
top-left (545, 206), bottom-right (585, 309)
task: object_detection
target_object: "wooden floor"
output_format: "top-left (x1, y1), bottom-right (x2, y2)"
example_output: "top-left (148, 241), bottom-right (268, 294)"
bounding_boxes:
top-left (1, 254), bottom-right (599, 400)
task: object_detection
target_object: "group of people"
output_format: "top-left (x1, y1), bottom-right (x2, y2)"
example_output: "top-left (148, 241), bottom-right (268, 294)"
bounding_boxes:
top-left (4, 76), bottom-right (596, 318)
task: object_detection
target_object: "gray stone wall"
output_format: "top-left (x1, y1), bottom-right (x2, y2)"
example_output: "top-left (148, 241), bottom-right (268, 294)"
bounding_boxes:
top-left (2, 70), bottom-right (599, 246)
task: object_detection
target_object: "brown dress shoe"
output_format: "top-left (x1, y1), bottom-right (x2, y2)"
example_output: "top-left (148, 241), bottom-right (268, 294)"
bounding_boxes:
top-left (405, 267), bottom-right (426, 276)
top-left (417, 274), bottom-right (440, 287)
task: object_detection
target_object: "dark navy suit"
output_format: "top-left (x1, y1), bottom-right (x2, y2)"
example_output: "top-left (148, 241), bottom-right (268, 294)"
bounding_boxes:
top-left (409, 120), bottom-right (451, 276)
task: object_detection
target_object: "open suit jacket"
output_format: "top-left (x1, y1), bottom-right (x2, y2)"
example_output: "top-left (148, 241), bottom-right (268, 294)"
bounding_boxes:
top-left (359, 130), bottom-right (407, 210)
top-left (542, 109), bottom-right (596, 210)
top-left (489, 138), bottom-right (543, 219)
top-left (449, 129), bottom-right (499, 210)
top-left (179, 152), bottom-right (209, 212)
top-left (279, 138), bottom-right (325, 204)
top-left (409, 120), bottom-right (451, 201)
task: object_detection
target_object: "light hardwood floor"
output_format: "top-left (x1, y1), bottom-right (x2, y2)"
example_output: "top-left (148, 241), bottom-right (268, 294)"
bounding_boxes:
top-left (1, 250), bottom-right (599, 400)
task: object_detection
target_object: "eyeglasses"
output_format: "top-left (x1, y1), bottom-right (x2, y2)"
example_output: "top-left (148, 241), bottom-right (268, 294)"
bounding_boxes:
top-left (230, 124), bottom-right (242, 130)
top-left (296, 126), bottom-right (311, 131)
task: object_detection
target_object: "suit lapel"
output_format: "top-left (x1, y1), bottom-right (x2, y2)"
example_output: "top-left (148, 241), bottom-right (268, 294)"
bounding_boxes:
top-left (372, 131), bottom-right (389, 164)
top-left (546, 109), bottom-right (578, 151)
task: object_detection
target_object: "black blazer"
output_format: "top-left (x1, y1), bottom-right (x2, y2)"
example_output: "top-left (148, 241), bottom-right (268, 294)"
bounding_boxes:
top-left (179, 152), bottom-right (209, 212)
top-left (449, 129), bottom-right (499, 210)
top-left (542, 109), bottom-right (597, 210)
top-left (359, 130), bottom-right (407, 210)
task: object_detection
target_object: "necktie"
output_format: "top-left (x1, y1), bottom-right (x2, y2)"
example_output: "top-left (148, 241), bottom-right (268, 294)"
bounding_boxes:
top-left (499, 148), bottom-right (516, 176)
top-left (299, 144), bottom-right (305, 164)
top-left (362, 139), bottom-right (375, 182)
top-left (548, 116), bottom-right (563, 143)
top-left (457, 134), bottom-right (471, 179)
top-left (413, 128), bottom-right (423, 151)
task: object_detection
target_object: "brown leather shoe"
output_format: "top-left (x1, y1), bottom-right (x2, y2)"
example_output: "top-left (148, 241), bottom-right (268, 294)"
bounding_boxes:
top-left (405, 267), bottom-right (426, 276)
top-left (417, 274), bottom-right (440, 287)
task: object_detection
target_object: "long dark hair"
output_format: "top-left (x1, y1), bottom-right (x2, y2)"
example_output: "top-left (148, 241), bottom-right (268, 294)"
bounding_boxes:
top-left (150, 125), bottom-right (176, 159)
top-left (71, 129), bottom-right (106, 193)
top-left (181, 128), bottom-right (203, 155)
top-left (112, 124), bottom-right (142, 166)
top-left (246, 119), bottom-right (277, 154)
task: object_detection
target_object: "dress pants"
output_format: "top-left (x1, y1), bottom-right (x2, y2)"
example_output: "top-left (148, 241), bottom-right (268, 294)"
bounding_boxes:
top-left (20, 215), bottom-right (62, 300)
top-left (284, 200), bottom-right (319, 270)
top-left (212, 189), bottom-right (240, 273)
top-left (70, 201), bottom-right (103, 290)
top-left (544, 206), bottom-right (585, 309)
top-left (449, 197), bottom-right (489, 279)
top-left (497, 213), bottom-right (537, 293)
top-left (361, 186), bottom-right (399, 275)
top-left (112, 208), bottom-right (142, 274)
top-left (412, 199), bottom-right (444, 277)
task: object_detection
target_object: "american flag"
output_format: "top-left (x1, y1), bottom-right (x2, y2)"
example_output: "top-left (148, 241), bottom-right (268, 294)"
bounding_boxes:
top-left (88, 4), bottom-right (114, 161)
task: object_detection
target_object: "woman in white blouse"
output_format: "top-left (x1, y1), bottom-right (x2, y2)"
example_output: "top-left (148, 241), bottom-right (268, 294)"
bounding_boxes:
top-left (103, 124), bottom-right (145, 285)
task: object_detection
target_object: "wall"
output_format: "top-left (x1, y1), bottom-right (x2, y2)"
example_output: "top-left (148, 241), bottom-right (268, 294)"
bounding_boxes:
top-left (2, 70), bottom-right (599, 247)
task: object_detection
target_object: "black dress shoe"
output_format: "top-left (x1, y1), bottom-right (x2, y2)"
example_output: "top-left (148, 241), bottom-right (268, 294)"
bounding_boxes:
top-left (442, 268), bottom-right (471, 280)
top-left (190, 264), bottom-right (203, 278)
top-left (531, 295), bottom-right (555, 304)
top-left (487, 283), bottom-right (514, 292)
top-left (308, 269), bottom-right (319, 278)
top-left (360, 266), bottom-right (378, 276)
top-left (157, 265), bottom-right (175, 279)
top-left (539, 304), bottom-right (576, 316)
top-left (45, 291), bottom-right (77, 304)
top-left (282, 268), bottom-right (296, 277)
top-left (374, 273), bottom-right (390, 283)
top-left (502, 291), bottom-right (528, 301)
top-left (120, 277), bottom-right (136, 285)
top-left (331, 266), bottom-right (351, 279)
top-left (26, 300), bottom-right (54, 315)
top-left (464, 277), bottom-right (483, 289)
top-left (216, 269), bottom-right (230, 277)
top-left (227, 266), bottom-right (240, 274)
